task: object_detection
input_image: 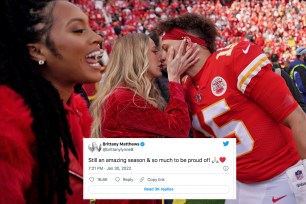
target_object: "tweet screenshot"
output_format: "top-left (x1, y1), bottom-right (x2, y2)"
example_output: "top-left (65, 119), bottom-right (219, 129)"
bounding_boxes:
top-left (84, 138), bottom-right (236, 199)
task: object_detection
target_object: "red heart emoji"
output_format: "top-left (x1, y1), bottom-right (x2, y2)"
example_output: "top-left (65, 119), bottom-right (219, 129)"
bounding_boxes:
top-left (219, 157), bottom-right (226, 163)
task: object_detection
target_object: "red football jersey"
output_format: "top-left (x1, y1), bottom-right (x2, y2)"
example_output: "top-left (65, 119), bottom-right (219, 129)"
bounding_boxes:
top-left (184, 41), bottom-right (300, 183)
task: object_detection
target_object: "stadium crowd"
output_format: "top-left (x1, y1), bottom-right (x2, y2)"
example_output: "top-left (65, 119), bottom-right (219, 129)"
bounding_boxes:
top-left (73, 0), bottom-right (306, 65)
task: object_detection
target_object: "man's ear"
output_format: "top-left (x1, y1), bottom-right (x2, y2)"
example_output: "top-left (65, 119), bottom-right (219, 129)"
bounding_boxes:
top-left (184, 37), bottom-right (193, 51)
top-left (27, 43), bottom-right (46, 62)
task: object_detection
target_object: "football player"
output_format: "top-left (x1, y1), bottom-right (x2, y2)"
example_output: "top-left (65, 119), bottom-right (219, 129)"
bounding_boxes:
top-left (157, 13), bottom-right (306, 204)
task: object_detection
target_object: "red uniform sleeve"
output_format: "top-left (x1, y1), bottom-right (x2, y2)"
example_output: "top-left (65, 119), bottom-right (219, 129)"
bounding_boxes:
top-left (231, 41), bottom-right (271, 95)
top-left (231, 42), bottom-right (298, 122)
top-left (104, 82), bottom-right (190, 137)
top-left (249, 69), bottom-right (298, 122)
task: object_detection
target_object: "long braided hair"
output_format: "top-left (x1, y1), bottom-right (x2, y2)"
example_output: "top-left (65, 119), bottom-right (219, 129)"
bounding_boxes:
top-left (0, 0), bottom-right (76, 203)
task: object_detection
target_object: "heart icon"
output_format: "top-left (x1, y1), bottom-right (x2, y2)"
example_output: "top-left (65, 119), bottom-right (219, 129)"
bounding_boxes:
top-left (89, 177), bottom-right (94, 182)
top-left (115, 177), bottom-right (120, 182)
top-left (219, 157), bottom-right (226, 163)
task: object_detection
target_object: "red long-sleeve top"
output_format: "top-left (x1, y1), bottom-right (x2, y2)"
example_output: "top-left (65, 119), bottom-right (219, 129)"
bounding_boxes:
top-left (101, 82), bottom-right (190, 138)
top-left (0, 85), bottom-right (94, 204)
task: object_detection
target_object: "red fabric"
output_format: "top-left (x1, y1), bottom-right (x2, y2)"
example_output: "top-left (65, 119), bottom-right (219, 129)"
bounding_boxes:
top-left (99, 82), bottom-right (187, 204)
top-left (183, 41), bottom-right (300, 183)
top-left (64, 92), bottom-right (93, 167)
top-left (0, 85), bottom-right (92, 204)
top-left (162, 28), bottom-right (207, 47)
top-left (0, 86), bottom-right (35, 204)
top-left (101, 82), bottom-right (190, 138)
top-left (254, 37), bottom-right (265, 48)
top-left (83, 83), bottom-right (98, 99)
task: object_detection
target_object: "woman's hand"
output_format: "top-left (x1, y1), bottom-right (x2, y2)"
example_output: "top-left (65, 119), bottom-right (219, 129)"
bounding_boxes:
top-left (167, 39), bottom-right (200, 83)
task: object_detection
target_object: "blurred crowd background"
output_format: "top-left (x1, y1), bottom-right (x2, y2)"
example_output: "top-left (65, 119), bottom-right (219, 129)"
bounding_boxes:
top-left (71, 0), bottom-right (305, 66)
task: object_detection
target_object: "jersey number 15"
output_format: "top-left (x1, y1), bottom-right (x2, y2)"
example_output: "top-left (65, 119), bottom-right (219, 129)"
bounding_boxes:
top-left (192, 99), bottom-right (254, 157)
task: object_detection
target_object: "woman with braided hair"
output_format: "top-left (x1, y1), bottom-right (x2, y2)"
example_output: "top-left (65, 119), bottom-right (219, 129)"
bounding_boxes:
top-left (0, 0), bottom-right (102, 203)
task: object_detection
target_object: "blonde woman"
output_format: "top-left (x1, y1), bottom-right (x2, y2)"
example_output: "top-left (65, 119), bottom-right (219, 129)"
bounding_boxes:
top-left (91, 33), bottom-right (199, 139)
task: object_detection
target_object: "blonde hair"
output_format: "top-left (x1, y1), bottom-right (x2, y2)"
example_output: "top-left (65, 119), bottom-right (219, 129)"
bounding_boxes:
top-left (90, 33), bottom-right (166, 137)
